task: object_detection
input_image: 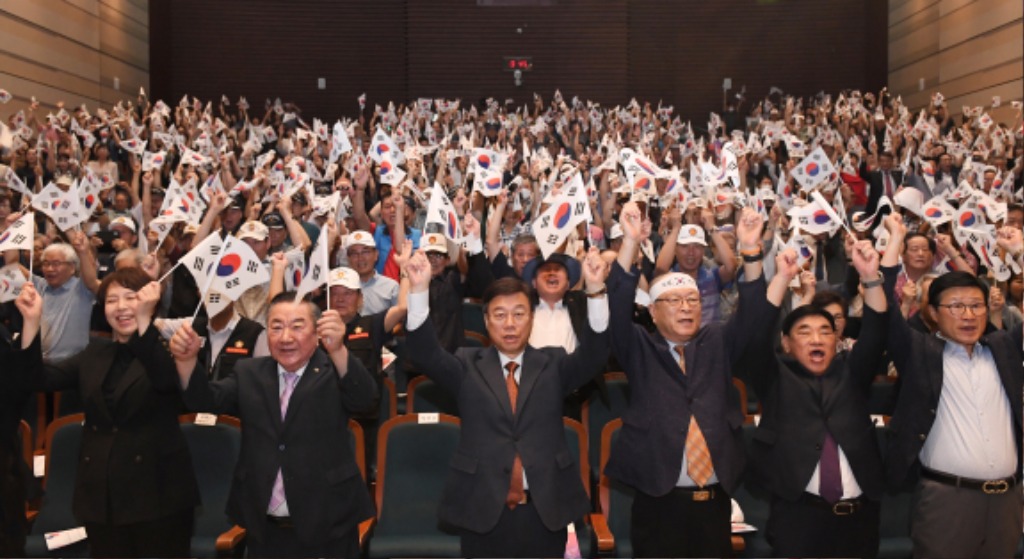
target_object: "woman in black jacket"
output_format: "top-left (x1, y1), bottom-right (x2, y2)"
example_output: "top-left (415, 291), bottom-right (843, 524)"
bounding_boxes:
top-left (23, 267), bottom-right (199, 558)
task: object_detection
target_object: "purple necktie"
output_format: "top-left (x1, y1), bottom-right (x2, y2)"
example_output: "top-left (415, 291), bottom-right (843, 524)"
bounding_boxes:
top-left (819, 431), bottom-right (843, 504)
top-left (268, 372), bottom-right (300, 512)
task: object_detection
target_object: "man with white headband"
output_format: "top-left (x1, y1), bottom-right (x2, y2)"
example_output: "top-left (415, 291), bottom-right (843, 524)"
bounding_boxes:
top-left (605, 201), bottom-right (792, 558)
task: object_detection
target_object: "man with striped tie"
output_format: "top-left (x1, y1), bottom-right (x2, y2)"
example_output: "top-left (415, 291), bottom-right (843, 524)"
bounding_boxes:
top-left (605, 203), bottom-right (787, 557)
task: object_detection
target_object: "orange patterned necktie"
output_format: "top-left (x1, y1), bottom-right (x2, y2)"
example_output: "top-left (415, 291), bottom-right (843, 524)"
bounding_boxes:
top-left (677, 347), bottom-right (714, 487)
top-left (505, 362), bottom-right (525, 508)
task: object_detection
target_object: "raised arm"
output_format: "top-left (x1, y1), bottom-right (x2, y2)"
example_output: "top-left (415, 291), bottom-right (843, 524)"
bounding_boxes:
top-left (317, 309), bottom-right (379, 415)
top-left (69, 229), bottom-right (100, 293)
top-left (704, 207), bottom-right (738, 283)
top-left (403, 250), bottom-right (466, 394)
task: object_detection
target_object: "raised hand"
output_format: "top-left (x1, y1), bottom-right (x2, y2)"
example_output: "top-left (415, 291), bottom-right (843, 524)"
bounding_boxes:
top-left (405, 250), bottom-right (432, 292)
top-left (169, 322), bottom-right (203, 363)
top-left (619, 201), bottom-right (643, 241)
top-left (393, 239), bottom-right (413, 270)
top-left (774, 248), bottom-right (801, 281)
top-left (996, 226), bottom-right (1023, 257)
top-left (582, 246), bottom-right (610, 292)
top-left (463, 213), bottom-right (481, 239)
top-left (135, 281), bottom-right (163, 332)
top-left (316, 309), bottom-right (348, 354)
top-left (850, 239), bottom-right (880, 279)
top-left (15, 283), bottom-right (43, 348)
top-left (735, 207), bottom-right (764, 250)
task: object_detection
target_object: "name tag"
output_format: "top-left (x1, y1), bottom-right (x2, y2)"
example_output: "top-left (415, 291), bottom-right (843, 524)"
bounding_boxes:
top-left (347, 332), bottom-right (370, 340)
top-left (195, 413), bottom-right (218, 426)
top-left (45, 527), bottom-right (88, 550)
top-left (418, 413), bottom-right (439, 424)
top-left (225, 347), bottom-right (249, 355)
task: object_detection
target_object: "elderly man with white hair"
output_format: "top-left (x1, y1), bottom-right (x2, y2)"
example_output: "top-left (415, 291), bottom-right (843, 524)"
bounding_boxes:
top-left (28, 230), bottom-right (99, 363)
top-left (603, 202), bottom-right (792, 558)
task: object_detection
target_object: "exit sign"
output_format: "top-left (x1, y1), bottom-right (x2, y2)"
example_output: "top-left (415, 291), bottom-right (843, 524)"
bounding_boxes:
top-left (503, 56), bottom-right (533, 71)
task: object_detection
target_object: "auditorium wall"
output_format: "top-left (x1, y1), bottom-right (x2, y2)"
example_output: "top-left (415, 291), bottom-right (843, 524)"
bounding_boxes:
top-left (149, 0), bottom-right (886, 125)
top-left (888, 0), bottom-right (1023, 121)
top-left (0, 0), bottom-right (149, 115)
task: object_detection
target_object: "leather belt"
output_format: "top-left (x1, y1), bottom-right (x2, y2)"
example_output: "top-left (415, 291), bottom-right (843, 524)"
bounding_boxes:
top-left (266, 515), bottom-right (294, 528)
top-left (921, 467), bottom-right (1020, 494)
top-left (672, 484), bottom-right (721, 502)
top-left (803, 493), bottom-right (865, 516)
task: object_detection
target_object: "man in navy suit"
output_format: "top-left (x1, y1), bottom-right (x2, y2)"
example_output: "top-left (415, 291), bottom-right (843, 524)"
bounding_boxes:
top-left (403, 246), bottom-right (611, 558)
top-left (605, 203), bottom-right (783, 557)
top-left (168, 293), bottom-right (377, 559)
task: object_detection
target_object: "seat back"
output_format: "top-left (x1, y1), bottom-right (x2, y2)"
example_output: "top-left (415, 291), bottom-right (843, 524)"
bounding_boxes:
top-left (348, 419), bottom-right (366, 480)
top-left (179, 414), bottom-right (242, 558)
top-left (462, 331), bottom-right (490, 348)
top-left (19, 419), bottom-right (32, 467)
top-left (26, 414), bottom-right (88, 558)
top-left (734, 423), bottom-right (773, 557)
top-left (875, 423), bottom-right (914, 558)
top-left (368, 414), bottom-right (462, 559)
top-left (562, 417), bottom-right (589, 499)
top-left (582, 373), bottom-right (629, 481)
top-left (462, 299), bottom-right (486, 338)
top-left (597, 419), bottom-right (635, 558)
top-left (406, 376), bottom-right (459, 416)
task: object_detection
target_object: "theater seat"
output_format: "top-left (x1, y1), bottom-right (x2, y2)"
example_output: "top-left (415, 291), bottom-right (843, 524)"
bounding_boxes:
top-left (580, 372), bottom-right (630, 483)
top-left (590, 419), bottom-right (634, 558)
top-left (366, 414), bottom-right (462, 558)
top-left (406, 376), bottom-right (459, 416)
top-left (25, 414), bottom-right (88, 558)
top-left (179, 414), bottom-right (245, 558)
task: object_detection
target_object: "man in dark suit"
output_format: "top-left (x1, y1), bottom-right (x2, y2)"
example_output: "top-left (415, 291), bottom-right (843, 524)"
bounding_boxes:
top-left (403, 246), bottom-right (611, 558)
top-left (748, 239), bottom-right (889, 558)
top-left (882, 217), bottom-right (1024, 559)
top-left (606, 203), bottom-right (782, 558)
top-left (862, 151), bottom-right (904, 214)
top-left (168, 293), bottom-right (378, 559)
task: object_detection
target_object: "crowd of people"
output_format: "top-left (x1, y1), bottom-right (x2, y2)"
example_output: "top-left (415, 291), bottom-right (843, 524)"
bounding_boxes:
top-left (0, 83), bottom-right (1023, 558)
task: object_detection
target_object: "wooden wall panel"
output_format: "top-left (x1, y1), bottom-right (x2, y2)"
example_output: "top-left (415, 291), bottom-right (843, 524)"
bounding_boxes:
top-left (151, 0), bottom-right (881, 125)
top-left (888, 0), bottom-right (1023, 117)
top-left (0, 0), bottom-right (149, 115)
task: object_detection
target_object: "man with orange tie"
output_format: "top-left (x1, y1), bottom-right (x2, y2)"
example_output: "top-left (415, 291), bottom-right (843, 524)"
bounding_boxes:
top-left (606, 203), bottom-right (787, 557)
top-left (403, 247), bottom-right (610, 558)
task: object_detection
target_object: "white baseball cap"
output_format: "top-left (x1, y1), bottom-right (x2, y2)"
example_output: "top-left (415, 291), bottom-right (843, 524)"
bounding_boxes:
top-left (345, 230), bottom-right (376, 249)
top-left (328, 267), bottom-right (361, 290)
top-left (237, 220), bottom-right (269, 241)
top-left (423, 233), bottom-right (448, 254)
top-left (109, 216), bottom-right (137, 234)
top-left (676, 224), bottom-right (708, 246)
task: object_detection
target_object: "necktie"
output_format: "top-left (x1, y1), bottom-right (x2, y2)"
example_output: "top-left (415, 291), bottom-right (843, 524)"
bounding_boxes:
top-left (884, 171), bottom-right (893, 198)
top-left (677, 348), bottom-right (714, 487)
top-left (814, 240), bottom-right (826, 282)
top-left (268, 372), bottom-right (300, 513)
top-left (505, 362), bottom-right (526, 509)
top-left (817, 377), bottom-right (842, 503)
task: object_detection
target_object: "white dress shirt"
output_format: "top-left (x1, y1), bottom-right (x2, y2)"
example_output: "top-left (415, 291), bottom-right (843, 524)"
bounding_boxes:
top-left (920, 340), bottom-right (1017, 479)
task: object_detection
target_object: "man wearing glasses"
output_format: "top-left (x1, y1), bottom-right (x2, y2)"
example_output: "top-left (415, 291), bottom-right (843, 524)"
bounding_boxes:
top-left (882, 213), bottom-right (1023, 559)
top-left (25, 230), bottom-right (98, 363)
top-left (344, 230), bottom-right (398, 315)
top-left (403, 246), bottom-right (610, 558)
top-left (605, 202), bottom-right (784, 557)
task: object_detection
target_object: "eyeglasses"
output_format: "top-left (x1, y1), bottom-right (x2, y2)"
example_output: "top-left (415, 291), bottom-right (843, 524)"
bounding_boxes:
top-left (936, 302), bottom-right (986, 317)
top-left (488, 310), bottom-right (530, 324)
top-left (654, 296), bottom-right (701, 309)
top-left (40, 261), bottom-right (72, 269)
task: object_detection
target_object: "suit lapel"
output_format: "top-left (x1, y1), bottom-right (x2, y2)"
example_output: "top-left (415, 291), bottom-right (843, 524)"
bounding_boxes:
top-left (83, 341), bottom-right (118, 424)
top-left (515, 347), bottom-right (549, 415)
top-left (261, 360), bottom-right (284, 431)
top-left (476, 348), bottom-right (513, 419)
top-left (925, 336), bottom-right (945, 402)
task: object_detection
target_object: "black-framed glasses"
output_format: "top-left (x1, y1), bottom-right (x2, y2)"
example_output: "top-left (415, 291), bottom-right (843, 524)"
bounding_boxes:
top-left (936, 302), bottom-right (986, 317)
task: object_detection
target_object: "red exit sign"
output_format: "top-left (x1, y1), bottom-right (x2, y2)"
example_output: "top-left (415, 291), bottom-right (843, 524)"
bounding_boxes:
top-left (503, 56), bottom-right (533, 71)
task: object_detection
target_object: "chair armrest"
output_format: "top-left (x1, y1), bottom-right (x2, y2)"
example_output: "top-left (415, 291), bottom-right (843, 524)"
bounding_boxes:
top-left (731, 534), bottom-right (746, 553)
top-left (215, 525), bottom-right (246, 554)
top-left (588, 513), bottom-right (615, 552)
top-left (358, 517), bottom-right (377, 549)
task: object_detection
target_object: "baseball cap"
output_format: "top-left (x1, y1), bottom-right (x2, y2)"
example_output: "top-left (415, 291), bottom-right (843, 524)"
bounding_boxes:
top-left (109, 216), bottom-right (137, 234)
top-left (345, 230), bottom-right (376, 249)
top-left (422, 233), bottom-right (448, 254)
top-left (225, 194), bottom-right (243, 211)
top-left (261, 212), bottom-right (285, 229)
top-left (609, 223), bottom-right (624, 240)
top-left (328, 267), bottom-right (361, 290)
top-left (521, 253), bottom-right (582, 288)
top-left (676, 224), bottom-right (708, 246)
top-left (237, 220), bottom-right (269, 241)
